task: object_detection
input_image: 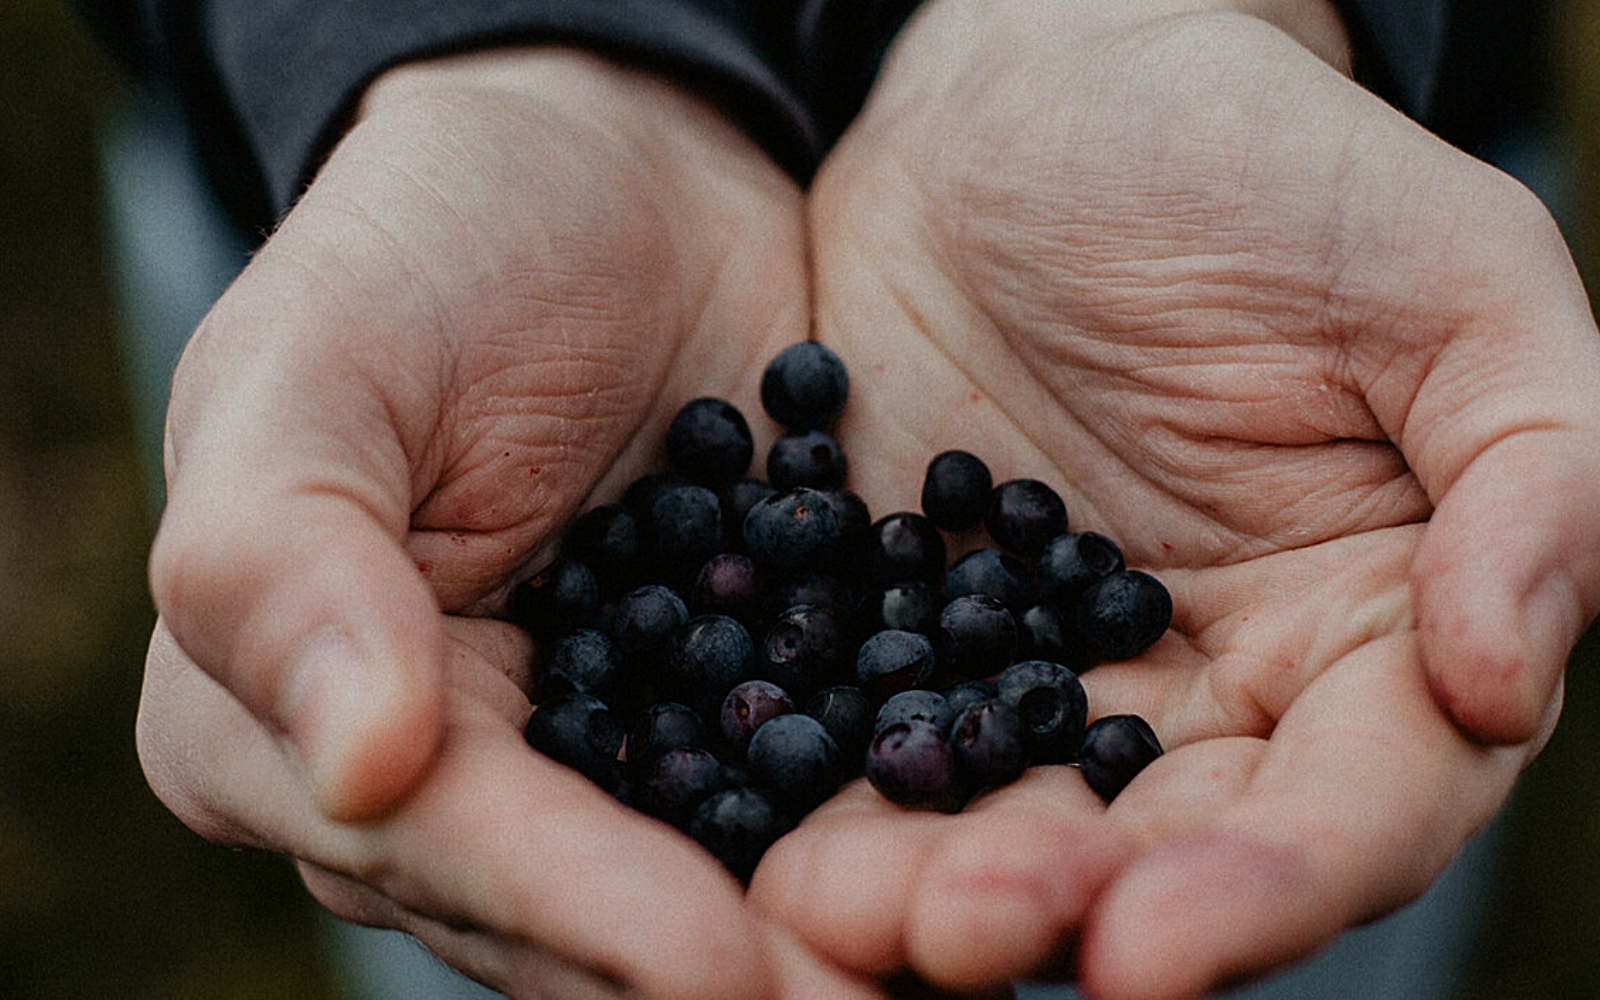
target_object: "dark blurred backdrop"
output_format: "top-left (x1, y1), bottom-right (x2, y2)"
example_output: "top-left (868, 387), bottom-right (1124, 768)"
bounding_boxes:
top-left (0, 1), bottom-right (1595, 998)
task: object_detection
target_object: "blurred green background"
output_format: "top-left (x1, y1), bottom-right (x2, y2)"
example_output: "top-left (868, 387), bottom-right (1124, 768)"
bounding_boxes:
top-left (1, 2), bottom-right (1597, 998)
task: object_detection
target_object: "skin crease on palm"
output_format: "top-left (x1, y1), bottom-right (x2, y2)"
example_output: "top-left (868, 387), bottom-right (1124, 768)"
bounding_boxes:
top-left (131, 2), bottom-right (1600, 1000)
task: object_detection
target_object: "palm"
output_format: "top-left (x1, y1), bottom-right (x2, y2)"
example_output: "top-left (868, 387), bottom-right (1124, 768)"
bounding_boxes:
top-left (748, 8), bottom-right (1575, 997)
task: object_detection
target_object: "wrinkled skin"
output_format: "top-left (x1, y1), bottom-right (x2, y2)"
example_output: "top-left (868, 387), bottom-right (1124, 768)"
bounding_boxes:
top-left (135, 3), bottom-right (1600, 1000)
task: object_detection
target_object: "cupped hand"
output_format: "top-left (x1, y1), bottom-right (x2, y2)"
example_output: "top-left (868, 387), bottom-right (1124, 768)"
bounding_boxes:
top-left (749, 2), bottom-right (1600, 997)
top-left (135, 48), bottom-right (872, 1000)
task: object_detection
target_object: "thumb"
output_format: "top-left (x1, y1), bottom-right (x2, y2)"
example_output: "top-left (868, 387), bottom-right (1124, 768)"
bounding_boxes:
top-left (150, 297), bottom-right (449, 822)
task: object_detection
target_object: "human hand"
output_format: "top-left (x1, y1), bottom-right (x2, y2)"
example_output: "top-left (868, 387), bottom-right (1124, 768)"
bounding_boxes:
top-left (749, 2), bottom-right (1600, 997)
top-left (134, 48), bottom-right (881, 999)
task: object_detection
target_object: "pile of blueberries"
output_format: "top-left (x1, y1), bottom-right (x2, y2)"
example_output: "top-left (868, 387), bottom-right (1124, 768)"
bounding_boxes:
top-left (514, 342), bottom-right (1170, 882)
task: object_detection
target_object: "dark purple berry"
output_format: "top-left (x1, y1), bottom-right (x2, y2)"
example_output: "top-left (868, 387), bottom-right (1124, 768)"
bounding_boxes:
top-left (950, 698), bottom-right (1029, 793)
top-left (855, 629), bottom-right (938, 700)
top-left (643, 482), bottom-right (725, 577)
top-left (1074, 569), bottom-right (1173, 662)
top-left (666, 397), bottom-right (754, 485)
top-left (638, 745), bottom-right (732, 830)
top-left (719, 476), bottom-right (777, 542)
top-left (920, 450), bottom-right (993, 532)
top-left (746, 713), bottom-right (842, 812)
top-left (1038, 531), bottom-right (1124, 609)
top-left (721, 679), bottom-right (797, 756)
top-left (865, 720), bottom-right (965, 812)
top-left (611, 584), bottom-right (689, 669)
top-left (690, 786), bottom-right (794, 883)
top-left (510, 558), bottom-right (601, 640)
top-left (804, 684), bottom-right (875, 769)
top-left (942, 678), bottom-right (999, 719)
top-left (944, 548), bottom-right (1037, 614)
top-left (626, 701), bottom-right (704, 766)
top-left (1016, 603), bottom-right (1093, 671)
top-left (524, 692), bottom-right (624, 792)
top-left (742, 487), bottom-right (844, 571)
top-left (689, 552), bottom-right (762, 621)
top-left (760, 341), bottom-right (849, 430)
top-left (875, 689), bottom-right (955, 736)
top-left (536, 627), bottom-right (620, 701)
top-left (985, 479), bottom-right (1068, 557)
top-left (766, 430), bottom-right (848, 492)
top-left (761, 604), bottom-right (846, 699)
top-left (1078, 714), bottom-right (1164, 802)
top-left (995, 660), bottom-right (1088, 765)
top-left (864, 512), bottom-right (947, 586)
top-left (765, 573), bottom-right (854, 620)
top-left (560, 504), bottom-right (644, 595)
top-left (856, 581), bottom-right (943, 637)
top-left (935, 593), bottom-right (1018, 679)
top-left (667, 614), bottom-right (756, 714)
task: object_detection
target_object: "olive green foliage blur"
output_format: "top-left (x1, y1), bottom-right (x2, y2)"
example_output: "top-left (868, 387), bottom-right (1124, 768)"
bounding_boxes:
top-left (0, 1), bottom-right (1596, 998)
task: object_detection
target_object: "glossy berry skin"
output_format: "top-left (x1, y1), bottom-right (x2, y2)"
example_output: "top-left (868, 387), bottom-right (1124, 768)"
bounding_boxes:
top-left (690, 786), bottom-right (793, 884)
top-left (666, 397), bottom-right (754, 486)
top-left (611, 584), bottom-right (689, 670)
top-left (761, 604), bottom-right (846, 699)
top-left (1079, 714), bottom-right (1164, 802)
top-left (1074, 569), bottom-right (1173, 662)
top-left (855, 628), bottom-right (938, 700)
top-left (746, 713), bottom-right (842, 813)
top-left (719, 476), bottom-right (777, 543)
top-left (667, 614), bottom-right (756, 715)
top-left (950, 698), bottom-right (1029, 793)
top-left (689, 552), bottom-right (762, 621)
top-left (638, 745), bottom-right (731, 830)
top-left (920, 449), bottom-right (993, 532)
top-left (944, 548), bottom-right (1037, 615)
top-left (524, 692), bottom-right (624, 792)
top-left (942, 678), bottom-right (999, 718)
top-left (560, 503), bottom-right (643, 596)
top-left (743, 487), bottom-right (844, 572)
top-left (626, 701), bottom-right (704, 766)
top-left (864, 512), bottom-right (947, 586)
top-left (760, 341), bottom-right (850, 430)
top-left (875, 688), bottom-right (955, 736)
top-left (643, 482), bottom-right (725, 578)
top-left (1037, 531), bottom-right (1124, 609)
top-left (510, 557), bottom-right (601, 640)
top-left (856, 581), bottom-right (943, 638)
top-left (935, 593), bottom-right (1018, 679)
top-left (985, 479), bottom-right (1069, 557)
top-left (720, 679), bottom-right (797, 756)
top-left (995, 660), bottom-right (1088, 765)
top-left (866, 720), bottom-right (966, 813)
top-left (804, 684), bottom-right (875, 770)
top-left (1016, 603), bottom-right (1093, 672)
top-left (766, 430), bottom-right (849, 492)
top-left (536, 627), bottom-right (620, 701)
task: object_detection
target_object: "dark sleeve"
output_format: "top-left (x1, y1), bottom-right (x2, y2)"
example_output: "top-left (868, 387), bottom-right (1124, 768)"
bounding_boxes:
top-left (74, 0), bottom-right (821, 228)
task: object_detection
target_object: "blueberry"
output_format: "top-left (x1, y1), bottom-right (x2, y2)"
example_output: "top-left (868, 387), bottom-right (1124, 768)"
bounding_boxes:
top-left (642, 482), bottom-right (726, 578)
top-left (856, 581), bottom-right (943, 637)
top-left (865, 720), bottom-right (965, 812)
top-left (667, 614), bottom-right (756, 714)
top-left (524, 692), bottom-right (624, 791)
top-left (1037, 531), bottom-right (1124, 609)
top-left (611, 583), bottom-right (690, 670)
top-left (666, 397), bottom-right (754, 486)
top-left (875, 689), bottom-right (955, 736)
top-left (935, 593), bottom-right (1018, 679)
top-left (1078, 714), bottom-right (1164, 802)
top-left (1074, 569), bottom-right (1173, 662)
top-left (864, 512), bottom-right (947, 586)
top-left (760, 341), bottom-right (850, 430)
top-left (985, 479), bottom-right (1068, 557)
top-left (941, 677), bottom-right (999, 718)
top-left (1015, 602), bottom-right (1093, 671)
top-left (689, 552), bottom-right (762, 622)
top-left (638, 745), bottom-right (731, 830)
top-left (535, 627), bottom-right (620, 701)
top-left (950, 698), bottom-right (1029, 793)
top-left (559, 504), bottom-right (644, 596)
top-left (626, 701), bottom-right (704, 766)
top-left (995, 660), bottom-right (1088, 765)
top-left (721, 679), bottom-right (797, 756)
top-left (765, 572), bottom-right (854, 621)
top-left (510, 557), bottom-right (601, 640)
top-left (742, 487), bottom-right (843, 571)
top-left (760, 604), bottom-right (847, 699)
top-left (690, 786), bottom-right (794, 883)
top-left (920, 449), bottom-right (993, 532)
top-left (944, 547), bottom-right (1037, 614)
top-left (804, 684), bottom-right (875, 770)
top-left (766, 430), bottom-right (848, 492)
top-left (855, 628), bottom-right (938, 700)
top-left (746, 713), bottom-right (842, 813)
top-left (718, 476), bottom-right (778, 543)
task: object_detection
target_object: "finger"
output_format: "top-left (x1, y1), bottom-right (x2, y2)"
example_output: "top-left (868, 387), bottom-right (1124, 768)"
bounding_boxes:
top-left (137, 620), bottom-right (780, 1000)
top-left (1077, 633), bottom-right (1530, 1000)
